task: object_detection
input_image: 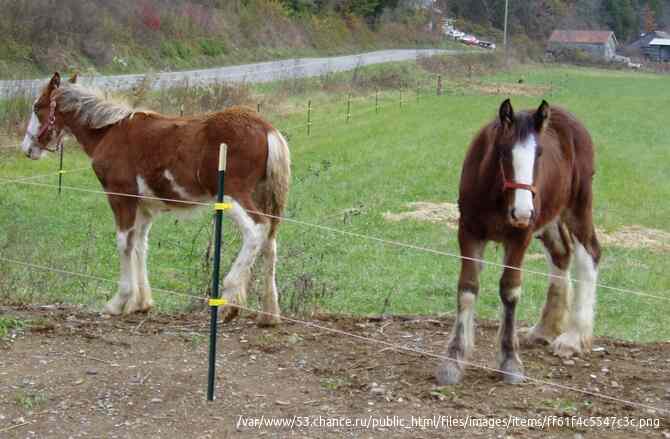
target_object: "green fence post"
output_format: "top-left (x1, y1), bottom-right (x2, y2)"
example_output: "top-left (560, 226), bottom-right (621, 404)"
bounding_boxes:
top-left (346, 94), bottom-right (351, 123)
top-left (207, 143), bottom-right (228, 401)
top-left (307, 100), bottom-right (312, 136)
top-left (57, 142), bottom-right (64, 195)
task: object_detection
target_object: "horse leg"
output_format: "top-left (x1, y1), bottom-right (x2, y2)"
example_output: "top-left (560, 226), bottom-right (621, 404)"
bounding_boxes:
top-left (103, 196), bottom-right (139, 316)
top-left (219, 194), bottom-right (270, 322)
top-left (551, 218), bottom-right (600, 358)
top-left (436, 226), bottom-right (486, 385)
top-left (497, 236), bottom-right (531, 384)
top-left (256, 236), bottom-right (281, 326)
top-left (527, 221), bottom-right (572, 344)
top-left (128, 209), bottom-right (154, 313)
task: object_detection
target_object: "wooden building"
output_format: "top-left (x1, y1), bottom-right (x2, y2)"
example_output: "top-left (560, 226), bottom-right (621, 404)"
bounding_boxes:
top-left (548, 30), bottom-right (617, 61)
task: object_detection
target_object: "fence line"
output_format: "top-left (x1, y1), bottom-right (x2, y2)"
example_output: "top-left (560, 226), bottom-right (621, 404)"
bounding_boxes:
top-left (0, 61), bottom-right (441, 150)
top-left (245, 208), bottom-right (670, 302)
top-left (0, 167), bottom-right (91, 187)
top-left (0, 92), bottom-right (405, 151)
top-left (1, 176), bottom-right (668, 304)
top-left (272, 81), bottom-right (440, 136)
top-left (275, 93), bottom-right (427, 138)
top-left (0, 254), bottom-right (666, 416)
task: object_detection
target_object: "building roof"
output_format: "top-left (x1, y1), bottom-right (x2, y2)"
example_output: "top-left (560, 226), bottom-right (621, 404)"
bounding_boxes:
top-left (628, 31), bottom-right (670, 48)
top-left (649, 38), bottom-right (670, 46)
top-left (549, 30), bottom-right (615, 45)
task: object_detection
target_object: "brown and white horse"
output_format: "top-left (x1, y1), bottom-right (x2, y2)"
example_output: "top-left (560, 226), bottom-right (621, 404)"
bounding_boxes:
top-left (21, 73), bottom-right (291, 325)
top-left (437, 99), bottom-right (601, 384)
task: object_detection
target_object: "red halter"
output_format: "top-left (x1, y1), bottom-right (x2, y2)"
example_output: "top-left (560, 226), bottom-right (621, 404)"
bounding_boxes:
top-left (34, 97), bottom-right (62, 152)
top-left (499, 159), bottom-right (537, 196)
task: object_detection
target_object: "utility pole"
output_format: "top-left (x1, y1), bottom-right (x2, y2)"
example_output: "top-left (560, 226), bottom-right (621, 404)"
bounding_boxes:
top-left (503, 0), bottom-right (510, 62)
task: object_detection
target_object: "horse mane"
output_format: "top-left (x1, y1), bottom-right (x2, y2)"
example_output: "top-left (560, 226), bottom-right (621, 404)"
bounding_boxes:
top-left (54, 83), bottom-right (135, 129)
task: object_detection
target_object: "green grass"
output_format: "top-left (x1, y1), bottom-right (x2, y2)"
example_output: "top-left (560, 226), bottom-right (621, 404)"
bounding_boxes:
top-left (0, 316), bottom-right (25, 338)
top-left (14, 390), bottom-right (47, 410)
top-left (1, 64), bottom-right (669, 343)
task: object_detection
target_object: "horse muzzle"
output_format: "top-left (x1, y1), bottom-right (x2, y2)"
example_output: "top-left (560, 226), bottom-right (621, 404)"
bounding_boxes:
top-left (508, 207), bottom-right (535, 229)
top-left (24, 145), bottom-right (46, 160)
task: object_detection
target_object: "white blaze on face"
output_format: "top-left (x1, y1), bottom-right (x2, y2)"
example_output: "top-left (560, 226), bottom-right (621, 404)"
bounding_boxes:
top-left (21, 105), bottom-right (42, 158)
top-left (511, 134), bottom-right (537, 222)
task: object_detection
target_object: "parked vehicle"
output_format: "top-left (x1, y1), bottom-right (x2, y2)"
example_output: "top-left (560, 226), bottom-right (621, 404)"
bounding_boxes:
top-left (478, 41), bottom-right (496, 50)
top-left (460, 35), bottom-right (479, 46)
top-left (447, 29), bottom-right (465, 39)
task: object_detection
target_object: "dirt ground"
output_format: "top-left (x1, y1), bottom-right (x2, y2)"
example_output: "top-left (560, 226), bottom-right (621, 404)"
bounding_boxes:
top-left (1, 306), bottom-right (669, 439)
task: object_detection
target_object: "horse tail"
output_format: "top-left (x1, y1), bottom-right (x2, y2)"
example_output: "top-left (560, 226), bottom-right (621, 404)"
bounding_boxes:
top-left (265, 129), bottom-right (291, 239)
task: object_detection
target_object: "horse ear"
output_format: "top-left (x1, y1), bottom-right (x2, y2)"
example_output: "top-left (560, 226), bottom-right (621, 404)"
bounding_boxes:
top-left (499, 99), bottom-right (514, 127)
top-left (69, 73), bottom-right (78, 84)
top-left (49, 72), bottom-right (61, 90)
top-left (534, 100), bottom-right (551, 132)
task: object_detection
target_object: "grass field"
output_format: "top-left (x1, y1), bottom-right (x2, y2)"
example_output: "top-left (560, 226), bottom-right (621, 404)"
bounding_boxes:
top-left (1, 63), bottom-right (669, 343)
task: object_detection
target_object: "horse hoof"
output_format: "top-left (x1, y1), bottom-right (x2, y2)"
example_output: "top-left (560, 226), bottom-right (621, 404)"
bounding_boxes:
top-left (256, 312), bottom-right (281, 327)
top-left (123, 300), bottom-right (144, 315)
top-left (102, 303), bottom-right (123, 316)
top-left (138, 298), bottom-right (154, 313)
top-left (435, 360), bottom-right (464, 385)
top-left (523, 326), bottom-right (556, 346)
top-left (137, 305), bottom-right (153, 314)
top-left (551, 332), bottom-right (589, 358)
top-left (500, 358), bottom-right (525, 384)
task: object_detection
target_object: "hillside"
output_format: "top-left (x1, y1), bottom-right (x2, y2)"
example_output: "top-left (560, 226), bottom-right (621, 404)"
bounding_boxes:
top-left (0, 0), bottom-right (444, 79)
top-left (2, 1), bottom-right (667, 80)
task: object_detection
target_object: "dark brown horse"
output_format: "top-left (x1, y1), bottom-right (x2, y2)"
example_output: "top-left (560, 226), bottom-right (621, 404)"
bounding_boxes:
top-left (21, 73), bottom-right (291, 325)
top-left (437, 99), bottom-right (601, 384)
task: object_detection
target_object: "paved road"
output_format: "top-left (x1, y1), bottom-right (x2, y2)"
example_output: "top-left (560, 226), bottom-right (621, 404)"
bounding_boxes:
top-left (0, 49), bottom-right (460, 98)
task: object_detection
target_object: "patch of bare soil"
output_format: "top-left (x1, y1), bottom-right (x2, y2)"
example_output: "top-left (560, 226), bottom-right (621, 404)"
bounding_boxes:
top-left (384, 202), bottom-right (460, 229)
top-left (1, 305), bottom-right (669, 438)
top-left (384, 202), bottom-right (669, 254)
top-left (598, 226), bottom-right (670, 253)
top-left (471, 82), bottom-right (552, 97)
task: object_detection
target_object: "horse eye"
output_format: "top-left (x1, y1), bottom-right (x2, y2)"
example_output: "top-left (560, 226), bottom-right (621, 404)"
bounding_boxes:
top-left (537, 147), bottom-right (543, 157)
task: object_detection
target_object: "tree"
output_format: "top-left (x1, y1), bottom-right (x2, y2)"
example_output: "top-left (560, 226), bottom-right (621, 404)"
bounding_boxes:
top-left (642, 3), bottom-right (657, 32)
top-left (602, 0), bottom-right (637, 41)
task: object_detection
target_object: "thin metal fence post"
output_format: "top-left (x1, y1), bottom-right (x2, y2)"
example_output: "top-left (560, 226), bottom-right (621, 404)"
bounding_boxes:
top-left (437, 75), bottom-right (443, 96)
top-left (57, 143), bottom-right (64, 195)
top-left (346, 94), bottom-right (351, 123)
top-left (307, 100), bottom-right (312, 136)
top-left (257, 102), bottom-right (262, 114)
top-left (399, 87), bottom-right (403, 109)
top-left (207, 143), bottom-right (228, 401)
top-left (375, 89), bottom-right (379, 114)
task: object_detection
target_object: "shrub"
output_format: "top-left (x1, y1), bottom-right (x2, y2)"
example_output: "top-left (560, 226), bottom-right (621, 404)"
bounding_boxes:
top-left (199, 39), bottom-right (227, 57)
top-left (0, 87), bottom-right (32, 138)
top-left (418, 52), bottom-right (506, 78)
top-left (149, 81), bottom-right (254, 116)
